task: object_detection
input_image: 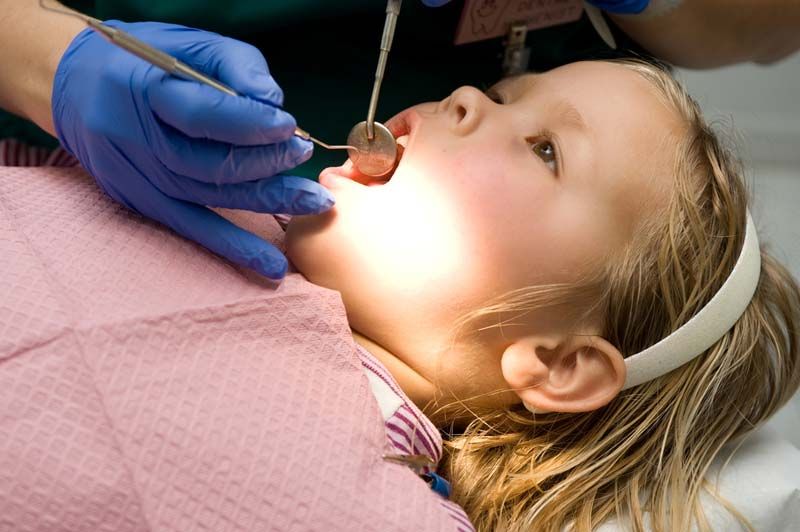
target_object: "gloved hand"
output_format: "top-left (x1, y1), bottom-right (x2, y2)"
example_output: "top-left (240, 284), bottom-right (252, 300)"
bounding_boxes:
top-left (52, 21), bottom-right (334, 280)
top-left (586, 0), bottom-right (650, 14)
top-left (420, 0), bottom-right (452, 6)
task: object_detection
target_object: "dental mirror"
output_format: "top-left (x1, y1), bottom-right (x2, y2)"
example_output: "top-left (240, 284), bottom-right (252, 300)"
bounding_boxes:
top-left (346, 121), bottom-right (398, 177)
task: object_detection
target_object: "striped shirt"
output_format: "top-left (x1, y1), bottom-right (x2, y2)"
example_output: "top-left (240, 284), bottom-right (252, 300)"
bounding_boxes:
top-left (355, 343), bottom-right (475, 532)
top-left (0, 139), bottom-right (78, 167)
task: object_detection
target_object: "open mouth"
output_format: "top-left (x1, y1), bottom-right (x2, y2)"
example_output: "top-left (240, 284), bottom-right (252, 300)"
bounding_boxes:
top-left (319, 109), bottom-right (418, 188)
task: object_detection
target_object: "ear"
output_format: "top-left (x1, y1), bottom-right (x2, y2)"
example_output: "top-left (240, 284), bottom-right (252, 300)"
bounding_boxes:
top-left (500, 334), bottom-right (626, 413)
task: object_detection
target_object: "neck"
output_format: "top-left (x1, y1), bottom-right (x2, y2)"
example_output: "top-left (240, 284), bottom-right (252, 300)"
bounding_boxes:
top-left (350, 329), bottom-right (437, 410)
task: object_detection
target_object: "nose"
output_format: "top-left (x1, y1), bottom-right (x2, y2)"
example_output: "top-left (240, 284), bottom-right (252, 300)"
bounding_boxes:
top-left (445, 86), bottom-right (492, 136)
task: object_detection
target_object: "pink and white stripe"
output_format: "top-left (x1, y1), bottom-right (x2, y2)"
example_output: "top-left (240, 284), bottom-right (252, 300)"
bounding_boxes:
top-left (0, 139), bottom-right (78, 167)
top-left (358, 349), bottom-right (442, 466)
top-left (356, 344), bottom-right (475, 531)
top-left (440, 498), bottom-right (477, 532)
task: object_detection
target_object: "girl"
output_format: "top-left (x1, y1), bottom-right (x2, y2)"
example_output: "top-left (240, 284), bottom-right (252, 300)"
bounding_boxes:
top-left (286, 60), bottom-right (800, 531)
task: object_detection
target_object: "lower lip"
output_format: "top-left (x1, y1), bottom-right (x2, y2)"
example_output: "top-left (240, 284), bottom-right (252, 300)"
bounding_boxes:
top-left (319, 172), bottom-right (350, 189)
top-left (319, 171), bottom-right (386, 189)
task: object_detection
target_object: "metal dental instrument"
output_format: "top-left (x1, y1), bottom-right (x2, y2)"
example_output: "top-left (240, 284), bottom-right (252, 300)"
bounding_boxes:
top-left (38, 0), bottom-right (355, 153)
top-left (346, 0), bottom-right (402, 177)
top-left (366, 0), bottom-right (401, 141)
top-left (583, 2), bottom-right (617, 50)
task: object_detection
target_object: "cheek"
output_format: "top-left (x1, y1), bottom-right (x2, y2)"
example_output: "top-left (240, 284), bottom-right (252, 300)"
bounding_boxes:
top-left (394, 156), bottom-right (521, 285)
top-left (407, 138), bottom-right (523, 232)
top-left (400, 137), bottom-right (570, 286)
top-left (447, 173), bottom-right (605, 294)
top-left (411, 132), bottom-right (515, 190)
top-left (507, 193), bottom-right (614, 288)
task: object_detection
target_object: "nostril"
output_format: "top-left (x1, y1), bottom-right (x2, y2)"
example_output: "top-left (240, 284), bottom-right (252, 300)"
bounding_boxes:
top-left (447, 87), bottom-right (482, 135)
top-left (455, 105), bottom-right (467, 123)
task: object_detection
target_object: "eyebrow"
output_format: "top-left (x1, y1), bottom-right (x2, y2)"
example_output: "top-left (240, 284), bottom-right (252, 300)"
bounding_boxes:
top-left (554, 100), bottom-right (588, 132)
top-left (506, 74), bottom-right (589, 132)
top-left (497, 74), bottom-right (592, 176)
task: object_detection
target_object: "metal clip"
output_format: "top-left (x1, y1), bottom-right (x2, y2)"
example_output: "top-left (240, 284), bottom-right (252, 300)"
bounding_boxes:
top-left (502, 23), bottom-right (530, 77)
top-left (383, 453), bottom-right (435, 473)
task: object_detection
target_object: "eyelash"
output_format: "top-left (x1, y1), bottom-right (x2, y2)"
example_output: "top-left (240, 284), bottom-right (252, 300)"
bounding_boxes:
top-left (486, 89), bottom-right (504, 104)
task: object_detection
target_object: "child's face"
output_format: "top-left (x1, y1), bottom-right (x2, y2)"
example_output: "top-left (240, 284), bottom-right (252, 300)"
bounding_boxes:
top-left (286, 61), bottom-right (676, 404)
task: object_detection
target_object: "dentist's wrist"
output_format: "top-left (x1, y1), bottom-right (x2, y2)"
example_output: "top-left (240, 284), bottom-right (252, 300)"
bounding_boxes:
top-left (0, 0), bottom-right (85, 136)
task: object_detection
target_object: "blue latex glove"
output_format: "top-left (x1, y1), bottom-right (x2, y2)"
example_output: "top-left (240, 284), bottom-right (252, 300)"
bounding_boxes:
top-left (52, 21), bottom-right (335, 280)
top-left (420, 0), bottom-right (452, 6)
top-left (586, 0), bottom-right (650, 14)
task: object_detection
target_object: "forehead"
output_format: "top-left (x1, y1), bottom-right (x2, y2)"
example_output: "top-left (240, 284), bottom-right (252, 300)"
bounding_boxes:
top-left (508, 61), bottom-right (681, 233)
top-left (499, 60), bottom-right (630, 81)
top-left (497, 62), bottom-right (670, 109)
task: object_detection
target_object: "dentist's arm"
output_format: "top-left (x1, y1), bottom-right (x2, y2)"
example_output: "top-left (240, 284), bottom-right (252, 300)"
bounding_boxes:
top-left (0, 1), bottom-right (334, 280)
top-left (609, 0), bottom-right (800, 68)
top-left (0, 0), bottom-right (85, 133)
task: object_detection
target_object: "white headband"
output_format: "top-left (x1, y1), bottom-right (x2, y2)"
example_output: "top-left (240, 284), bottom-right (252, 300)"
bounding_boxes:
top-left (524, 212), bottom-right (760, 413)
top-left (622, 211), bottom-right (761, 389)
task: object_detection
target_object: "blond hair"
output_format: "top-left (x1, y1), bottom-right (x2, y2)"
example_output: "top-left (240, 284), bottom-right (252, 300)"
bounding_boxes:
top-left (440, 60), bottom-right (800, 531)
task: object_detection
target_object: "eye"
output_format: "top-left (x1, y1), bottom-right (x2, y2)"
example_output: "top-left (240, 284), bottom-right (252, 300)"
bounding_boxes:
top-left (485, 88), bottom-right (504, 104)
top-left (527, 137), bottom-right (558, 173)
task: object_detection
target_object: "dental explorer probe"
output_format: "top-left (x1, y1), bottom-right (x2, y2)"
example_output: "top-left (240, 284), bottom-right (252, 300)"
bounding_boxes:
top-left (345, 0), bottom-right (402, 178)
top-left (38, 0), bottom-right (356, 153)
top-left (366, 0), bottom-right (401, 141)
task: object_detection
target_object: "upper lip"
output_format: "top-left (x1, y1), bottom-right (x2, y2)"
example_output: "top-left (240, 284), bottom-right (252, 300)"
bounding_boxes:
top-left (385, 107), bottom-right (421, 146)
top-left (381, 107), bottom-right (421, 181)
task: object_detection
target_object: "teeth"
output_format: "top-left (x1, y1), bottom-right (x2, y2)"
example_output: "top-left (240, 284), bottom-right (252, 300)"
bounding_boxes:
top-left (396, 134), bottom-right (409, 148)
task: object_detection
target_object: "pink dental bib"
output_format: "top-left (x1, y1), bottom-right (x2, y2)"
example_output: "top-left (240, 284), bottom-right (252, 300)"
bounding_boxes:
top-left (0, 165), bottom-right (467, 531)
